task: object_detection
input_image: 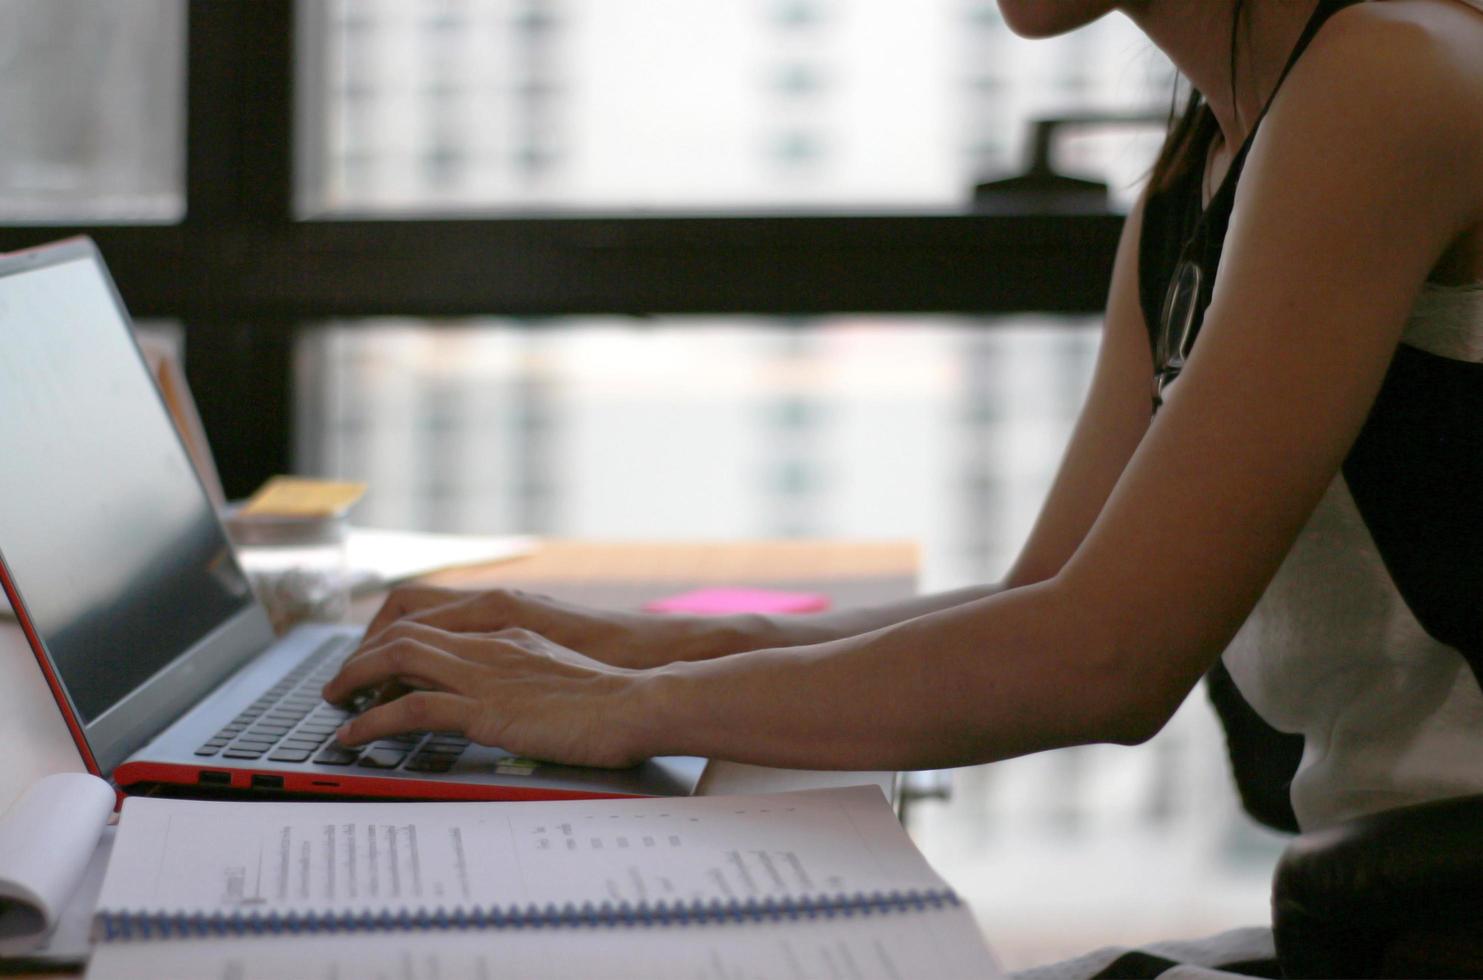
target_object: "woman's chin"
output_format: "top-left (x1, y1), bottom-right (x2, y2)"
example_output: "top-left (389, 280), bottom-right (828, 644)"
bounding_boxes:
top-left (997, 0), bottom-right (1120, 38)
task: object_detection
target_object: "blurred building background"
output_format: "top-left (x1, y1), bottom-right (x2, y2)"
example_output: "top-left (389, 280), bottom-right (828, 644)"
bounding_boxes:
top-left (0, 0), bottom-right (1286, 970)
top-left (298, 0), bottom-right (1168, 213)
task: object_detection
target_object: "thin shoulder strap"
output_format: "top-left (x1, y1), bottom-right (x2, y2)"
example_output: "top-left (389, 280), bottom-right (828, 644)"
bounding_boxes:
top-left (1218, 0), bottom-right (1361, 200)
top-left (1140, 0), bottom-right (1365, 405)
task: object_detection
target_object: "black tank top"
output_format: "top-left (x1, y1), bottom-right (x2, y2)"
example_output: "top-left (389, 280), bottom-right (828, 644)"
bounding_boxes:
top-left (1135, 0), bottom-right (1483, 832)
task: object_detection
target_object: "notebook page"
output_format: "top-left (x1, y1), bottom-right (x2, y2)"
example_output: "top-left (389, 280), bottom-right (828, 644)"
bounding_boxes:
top-left (96, 786), bottom-right (949, 921)
top-left (86, 904), bottom-right (999, 979)
top-left (0, 773), bottom-right (114, 954)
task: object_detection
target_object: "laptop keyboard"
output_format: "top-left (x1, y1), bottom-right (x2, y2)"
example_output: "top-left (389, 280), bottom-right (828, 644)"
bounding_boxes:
top-left (193, 636), bottom-right (469, 773)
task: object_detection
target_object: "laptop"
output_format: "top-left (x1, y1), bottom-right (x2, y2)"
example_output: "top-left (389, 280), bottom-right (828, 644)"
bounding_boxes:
top-left (0, 238), bottom-right (706, 801)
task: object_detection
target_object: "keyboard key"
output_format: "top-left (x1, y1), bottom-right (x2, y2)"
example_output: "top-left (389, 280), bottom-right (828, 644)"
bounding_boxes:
top-left (268, 748), bottom-right (313, 763)
top-left (247, 724), bottom-right (291, 736)
top-left (405, 755), bottom-right (455, 773)
top-left (355, 747), bottom-right (408, 769)
top-left (282, 737), bottom-right (326, 750)
top-left (199, 639), bottom-right (361, 757)
top-left (296, 723), bottom-right (339, 735)
top-left (194, 744), bottom-right (223, 756)
top-left (313, 746), bottom-right (361, 765)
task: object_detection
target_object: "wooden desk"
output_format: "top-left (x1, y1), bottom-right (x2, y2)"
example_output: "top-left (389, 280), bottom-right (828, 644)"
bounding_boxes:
top-left (2, 538), bottom-right (917, 813)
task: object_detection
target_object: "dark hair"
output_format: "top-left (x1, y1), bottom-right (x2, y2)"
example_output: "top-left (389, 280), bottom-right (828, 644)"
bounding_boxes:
top-left (1147, 0), bottom-right (1245, 194)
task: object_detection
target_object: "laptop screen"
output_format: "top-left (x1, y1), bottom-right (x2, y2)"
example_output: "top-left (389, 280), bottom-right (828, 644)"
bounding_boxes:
top-left (0, 253), bottom-right (255, 724)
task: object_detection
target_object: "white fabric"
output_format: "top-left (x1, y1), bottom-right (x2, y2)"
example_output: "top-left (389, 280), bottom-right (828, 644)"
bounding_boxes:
top-left (1222, 282), bottom-right (1483, 831)
top-left (1405, 282), bottom-right (1483, 361)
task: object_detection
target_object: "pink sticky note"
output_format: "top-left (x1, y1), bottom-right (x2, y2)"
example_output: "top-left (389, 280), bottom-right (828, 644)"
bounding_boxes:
top-left (643, 587), bottom-right (831, 616)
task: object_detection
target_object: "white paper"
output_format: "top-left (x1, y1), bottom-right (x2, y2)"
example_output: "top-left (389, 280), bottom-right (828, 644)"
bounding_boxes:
top-left (345, 528), bottom-right (537, 594)
top-left (21, 827), bottom-right (115, 966)
top-left (0, 772), bottom-right (114, 954)
top-left (86, 903), bottom-right (1000, 979)
top-left (96, 786), bottom-right (947, 920)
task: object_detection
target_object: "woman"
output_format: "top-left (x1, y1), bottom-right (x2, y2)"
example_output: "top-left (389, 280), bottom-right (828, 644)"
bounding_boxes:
top-left (325, 0), bottom-right (1483, 921)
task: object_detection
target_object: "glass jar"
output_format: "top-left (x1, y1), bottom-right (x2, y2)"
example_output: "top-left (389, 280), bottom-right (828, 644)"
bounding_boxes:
top-left (223, 507), bottom-right (351, 634)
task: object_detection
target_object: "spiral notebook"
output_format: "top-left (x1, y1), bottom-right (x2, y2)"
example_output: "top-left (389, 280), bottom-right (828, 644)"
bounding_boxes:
top-left (0, 780), bottom-right (996, 978)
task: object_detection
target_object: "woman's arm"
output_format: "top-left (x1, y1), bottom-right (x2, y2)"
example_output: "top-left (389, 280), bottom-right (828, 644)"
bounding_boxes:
top-left (756, 181), bottom-right (1160, 643)
top-left (321, 194), bottom-right (1160, 762)
top-left (345, 193), bottom-right (1157, 669)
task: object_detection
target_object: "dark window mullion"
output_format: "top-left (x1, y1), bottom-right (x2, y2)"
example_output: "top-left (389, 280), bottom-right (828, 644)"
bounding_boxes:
top-left (185, 0), bottom-right (294, 227)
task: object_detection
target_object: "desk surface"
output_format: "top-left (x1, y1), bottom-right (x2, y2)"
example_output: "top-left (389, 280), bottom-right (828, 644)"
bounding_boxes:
top-left (3, 538), bottom-right (917, 813)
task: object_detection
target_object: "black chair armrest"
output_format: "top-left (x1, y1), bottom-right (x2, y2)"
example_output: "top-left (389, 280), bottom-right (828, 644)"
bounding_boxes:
top-left (1273, 793), bottom-right (1483, 978)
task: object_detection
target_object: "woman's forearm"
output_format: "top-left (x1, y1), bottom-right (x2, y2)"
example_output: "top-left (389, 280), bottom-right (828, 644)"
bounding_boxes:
top-left (683, 582), bottom-right (1009, 660)
top-left (636, 577), bottom-right (1152, 771)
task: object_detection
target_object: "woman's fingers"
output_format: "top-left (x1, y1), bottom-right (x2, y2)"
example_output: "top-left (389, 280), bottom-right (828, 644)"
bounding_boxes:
top-left (335, 691), bottom-right (475, 746)
top-left (322, 631), bottom-right (484, 705)
top-left (399, 590), bottom-right (527, 635)
top-left (317, 624), bottom-right (651, 767)
top-left (346, 592), bottom-right (506, 682)
top-left (362, 586), bottom-right (468, 641)
top-left (358, 590), bottom-right (535, 659)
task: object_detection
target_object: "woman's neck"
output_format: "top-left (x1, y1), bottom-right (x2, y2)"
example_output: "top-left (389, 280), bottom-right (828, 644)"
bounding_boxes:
top-left (1124, 0), bottom-right (1325, 150)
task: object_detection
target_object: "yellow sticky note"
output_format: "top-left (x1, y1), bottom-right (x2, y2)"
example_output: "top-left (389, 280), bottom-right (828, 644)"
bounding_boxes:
top-left (240, 476), bottom-right (367, 518)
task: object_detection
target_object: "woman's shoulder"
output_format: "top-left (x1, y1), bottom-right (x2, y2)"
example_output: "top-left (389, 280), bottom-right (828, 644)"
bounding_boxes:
top-left (1313, 0), bottom-right (1483, 105)
top-left (1255, 0), bottom-right (1483, 212)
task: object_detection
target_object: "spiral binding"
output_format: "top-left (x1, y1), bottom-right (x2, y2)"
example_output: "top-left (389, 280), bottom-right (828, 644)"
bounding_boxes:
top-left (97, 888), bottom-right (959, 941)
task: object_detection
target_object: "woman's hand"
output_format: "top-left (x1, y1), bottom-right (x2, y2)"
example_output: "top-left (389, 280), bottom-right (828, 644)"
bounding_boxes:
top-left (353, 585), bottom-right (770, 671)
top-left (321, 620), bottom-right (659, 768)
